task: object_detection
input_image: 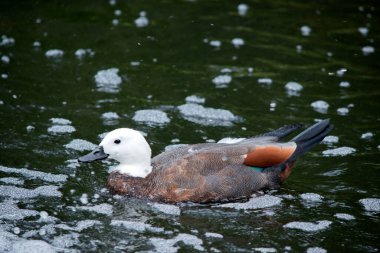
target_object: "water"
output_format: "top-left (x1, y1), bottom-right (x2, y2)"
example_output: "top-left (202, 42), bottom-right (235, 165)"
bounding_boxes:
top-left (1, 0), bottom-right (379, 252)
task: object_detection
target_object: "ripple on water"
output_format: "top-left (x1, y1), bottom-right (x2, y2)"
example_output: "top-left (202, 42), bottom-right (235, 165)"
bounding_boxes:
top-left (218, 195), bottom-right (282, 210)
top-left (283, 220), bottom-right (332, 232)
top-left (177, 103), bottom-right (240, 127)
top-left (94, 68), bottom-right (122, 93)
top-left (132, 109), bottom-right (170, 126)
top-left (359, 198), bottom-right (380, 212)
top-left (150, 233), bottom-right (204, 253)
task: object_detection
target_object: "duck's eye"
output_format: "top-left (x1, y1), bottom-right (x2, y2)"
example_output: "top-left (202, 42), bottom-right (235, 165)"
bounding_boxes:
top-left (114, 139), bottom-right (121, 144)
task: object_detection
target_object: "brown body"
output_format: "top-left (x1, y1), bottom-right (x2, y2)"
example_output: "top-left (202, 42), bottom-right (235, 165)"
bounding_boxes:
top-left (107, 138), bottom-right (297, 203)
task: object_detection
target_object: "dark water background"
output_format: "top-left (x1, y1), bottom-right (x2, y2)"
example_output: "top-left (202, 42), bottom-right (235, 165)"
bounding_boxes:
top-left (1, 0), bottom-right (379, 252)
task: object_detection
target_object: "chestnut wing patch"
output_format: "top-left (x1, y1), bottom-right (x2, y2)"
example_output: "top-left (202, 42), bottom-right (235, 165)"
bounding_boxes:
top-left (243, 142), bottom-right (297, 168)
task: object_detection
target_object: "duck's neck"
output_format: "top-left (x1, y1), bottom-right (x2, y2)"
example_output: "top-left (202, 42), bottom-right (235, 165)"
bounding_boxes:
top-left (113, 162), bottom-right (152, 178)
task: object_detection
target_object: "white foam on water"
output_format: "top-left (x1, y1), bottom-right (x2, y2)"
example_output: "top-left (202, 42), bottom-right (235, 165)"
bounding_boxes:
top-left (185, 95), bottom-right (205, 104)
top-left (296, 44), bottom-right (302, 53)
top-left (33, 41), bottom-right (41, 47)
top-left (237, 3), bottom-right (249, 16)
top-left (50, 118), bottom-right (71, 125)
top-left (300, 193), bottom-right (324, 202)
top-left (0, 165), bottom-right (67, 183)
top-left (26, 125), bottom-right (35, 133)
top-left (135, 16), bottom-right (149, 27)
top-left (48, 125), bottom-right (76, 134)
top-left (218, 195), bottom-right (282, 210)
top-left (45, 49), bottom-right (64, 58)
top-left (322, 135), bottom-right (339, 144)
top-left (361, 132), bottom-right (373, 139)
top-left (205, 232), bottom-right (223, 238)
top-left (334, 213), bottom-right (355, 220)
top-left (75, 48), bottom-right (95, 59)
top-left (209, 40), bottom-right (221, 47)
top-left (321, 169), bottom-right (345, 177)
top-left (253, 248), bottom-right (277, 253)
top-left (177, 103), bottom-right (240, 126)
top-left (75, 203), bottom-right (113, 215)
top-left (322, 147), bottom-right (356, 157)
top-left (336, 68), bottom-right (347, 77)
top-left (339, 81), bottom-right (350, 88)
top-left (300, 25), bottom-right (311, 36)
top-left (362, 46), bottom-right (375, 55)
top-left (311, 100), bottom-right (329, 113)
top-left (94, 68), bottom-right (122, 93)
top-left (0, 177), bottom-right (24, 185)
top-left (258, 78), bottom-right (272, 85)
top-left (65, 159), bottom-right (80, 169)
top-left (56, 220), bottom-right (101, 232)
top-left (358, 27), bottom-right (369, 36)
top-left (285, 82), bottom-right (303, 96)
top-left (337, 107), bottom-right (349, 116)
top-left (0, 35), bottom-right (15, 47)
top-left (0, 185), bottom-right (62, 199)
top-left (111, 220), bottom-right (164, 233)
top-left (10, 239), bottom-right (56, 253)
top-left (306, 247), bottom-right (327, 253)
top-left (114, 9), bottom-right (122, 16)
top-left (231, 38), bottom-right (244, 48)
top-left (283, 220), bottom-right (332, 232)
top-left (51, 232), bottom-right (79, 249)
top-left (1, 55), bottom-right (10, 64)
top-left (132, 109), bottom-right (170, 125)
top-left (359, 198), bottom-right (380, 212)
top-left (0, 201), bottom-right (39, 220)
top-left (64, 139), bottom-right (97, 151)
top-left (151, 203), bottom-right (180, 215)
top-left (217, 137), bottom-right (246, 144)
top-left (212, 75), bottom-right (232, 88)
top-left (150, 233), bottom-right (204, 253)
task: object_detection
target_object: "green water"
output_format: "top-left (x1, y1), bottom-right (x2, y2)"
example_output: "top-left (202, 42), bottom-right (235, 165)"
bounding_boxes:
top-left (1, 0), bottom-right (379, 252)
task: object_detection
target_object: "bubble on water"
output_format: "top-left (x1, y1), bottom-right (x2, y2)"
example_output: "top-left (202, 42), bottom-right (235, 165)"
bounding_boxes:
top-left (296, 44), bottom-right (302, 53)
top-left (109, 0), bottom-right (116, 5)
top-left (285, 82), bottom-right (303, 96)
top-left (94, 68), bottom-right (122, 93)
top-left (237, 3), bottom-right (249, 16)
top-left (80, 194), bottom-right (89, 205)
top-left (209, 40), bottom-right (221, 47)
top-left (0, 35), bottom-right (15, 47)
top-left (50, 118), bottom-right (71, 125)
top-left (45, 49), bottom-right (64, 58)
top-left (359, 198), bottom-right (380, 212)
top-left (283, 220), bottom-right (332, 232)
top-left (177, 103), bottom-right (240, 127)
top-left (362, 46), bottom-right (375, 55)
top-left (135, 15), bottom-right (149, 28)
top-left (111, 220), bottom-right (164, 233)
top-left (306, 247), bottom-right (327, 253)
top-left (337, 107), bottom-right (349, 116)
top-left (132, 109), bottom-right (170, 125)
top-left (361, 132), bottom-right (373, 140)
top-left (151, 203), bottom-right (180, 215)
top-left (1, 55), bottom-right (10, 64)
top-left (212, 75), bottom-right (232, 88)
top-left (112, 19), bottom-right (119, 26)
top-left (334, 213), bottom-right (355, 220)
top-left (217, 137), bottom-right (245, 144)
top-left (0, 177), bottom-right (24, 185)
top-left (258, 78), bottom-right (272, 85)
top-left (75, 48), bottom-right (95, 59)
top-left (300, 25), bottom-right (312, 36)
top-left (64, 139), bottom-right (97, 151)
top-left (253, 248), bottom-right (277, 253)
top-left (358, 27), bottom-right (369, 36)
top-left (101, 112), bottom-right (120, 125)
top-left (185, 95), bottom-right (205, 104)
top-left (51, 232), bottom-right (80, 249)
top-left (311, 100), bottom-right (329, 114)
top-left (231, 38), bottom-right (244, 48)
top-left (0, 185), bottom-right (62, 199)
top-left (322, 147), bottom-right (356, 157)
top-left (205, 232), bottom-right (223, 238)
top-left (26, 125), bottom-right (35, 133)
top-left (33, 41), bottom-right (41, 47)
top-left (300, 193), bottom-right (324, 202)
top-left (1, 74), bottom-right (8, 79)
top-left (339, 81), bottom-right (350, 88)
top-left (322, 135), bottom-right (339, 144)
top-left (75, 203), bottom-right (113, 215)
top-left (218, 195), bottom-right (282, 209)
top-left (0, 201), bottom-right (39, 220)
top-left (114, 9), bottom-right (122, 16)
top-left (0, 165), bottom-right (67, 183)
top-left (150, 233), bottom-right (204, 252)
top-left (336, 68), bottom-right (347, 77)
top-left (48, 125), bottom-right (76, 134)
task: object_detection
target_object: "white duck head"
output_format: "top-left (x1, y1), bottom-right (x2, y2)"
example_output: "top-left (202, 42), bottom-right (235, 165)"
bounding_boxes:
top-left (78, 128), bottom-right (152, 178)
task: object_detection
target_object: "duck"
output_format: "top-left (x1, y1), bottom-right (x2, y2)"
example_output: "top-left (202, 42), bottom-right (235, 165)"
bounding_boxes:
top-left (78, 119), bottom-right (332, 203)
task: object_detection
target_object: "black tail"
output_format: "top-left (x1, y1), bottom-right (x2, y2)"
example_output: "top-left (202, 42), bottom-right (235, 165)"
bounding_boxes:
top-left (258, 123), bottom-right (303, 140)
top-left (289, 119), bottom-right (333, 161)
